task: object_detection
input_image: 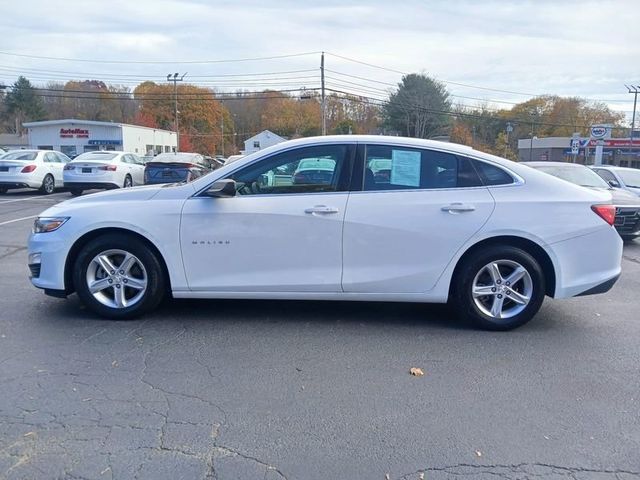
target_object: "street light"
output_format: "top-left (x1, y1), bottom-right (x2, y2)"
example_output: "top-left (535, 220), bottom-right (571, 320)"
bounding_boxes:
top-left (167, 73), bottom-right (186, 152)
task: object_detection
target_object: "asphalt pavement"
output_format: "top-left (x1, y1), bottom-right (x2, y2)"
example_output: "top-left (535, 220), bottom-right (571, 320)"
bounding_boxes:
top-left (0, 189), bottom-right (639, 480)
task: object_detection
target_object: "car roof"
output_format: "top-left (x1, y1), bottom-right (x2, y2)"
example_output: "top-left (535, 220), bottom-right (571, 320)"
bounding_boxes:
top-left (590, 165), bottom-right (639, 172)
top-left (522, 161), bottom-right (585, 168)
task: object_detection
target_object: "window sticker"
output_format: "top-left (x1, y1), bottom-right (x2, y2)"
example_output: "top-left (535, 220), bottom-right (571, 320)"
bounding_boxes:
top-left (390, 150), bottom-right (421, 187)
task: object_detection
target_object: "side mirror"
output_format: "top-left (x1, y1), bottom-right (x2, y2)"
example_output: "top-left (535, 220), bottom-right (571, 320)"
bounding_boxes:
top-left (608, 180), bottom-right (620, 188)
top-left (205, 179), bottom-right (236, 198)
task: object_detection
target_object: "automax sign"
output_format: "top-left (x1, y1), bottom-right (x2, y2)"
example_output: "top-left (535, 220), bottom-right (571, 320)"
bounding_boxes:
top-left (60, 128), bottom-right (89, 138)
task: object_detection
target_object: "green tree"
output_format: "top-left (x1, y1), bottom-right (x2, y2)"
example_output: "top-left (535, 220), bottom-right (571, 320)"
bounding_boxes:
top-left (3, 76), bottom-right (46, 134)
top-left (384, 74), bottom-right (451, 138)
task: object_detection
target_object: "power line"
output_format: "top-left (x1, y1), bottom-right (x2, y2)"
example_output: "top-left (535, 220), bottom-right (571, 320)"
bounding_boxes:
top-left (0, 50), bottom-right (322, 65)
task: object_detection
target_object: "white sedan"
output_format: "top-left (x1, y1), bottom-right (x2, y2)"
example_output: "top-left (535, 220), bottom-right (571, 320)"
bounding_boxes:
top-left (0, 149), bottom-right (70, 194)
top-left (28, 136), bottom-right (622, 330)
top-left (63, 151), bottom-right (145, 196)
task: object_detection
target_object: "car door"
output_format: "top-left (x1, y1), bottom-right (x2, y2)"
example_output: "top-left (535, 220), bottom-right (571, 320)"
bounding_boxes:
top-left (180, 143), bottom-right (355, 292)
top-left (129, 154), bottom-right (145, 185)
top-left (342, 144), bottom-right (496, 293)
top-left (43, 152), bottom-right (63, 186)
top-left (53, 152), bottom-right (70, 186)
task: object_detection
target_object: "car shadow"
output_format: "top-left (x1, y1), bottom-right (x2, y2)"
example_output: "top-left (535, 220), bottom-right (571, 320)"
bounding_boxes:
top-left (47, 295), bottom-right (478, 331)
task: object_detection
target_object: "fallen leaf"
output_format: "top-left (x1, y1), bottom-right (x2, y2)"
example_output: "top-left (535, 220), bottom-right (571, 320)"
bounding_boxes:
top-left (409, 367), bottom-right (424, 377)
top-left (475, 450), bottom-right (482, 457)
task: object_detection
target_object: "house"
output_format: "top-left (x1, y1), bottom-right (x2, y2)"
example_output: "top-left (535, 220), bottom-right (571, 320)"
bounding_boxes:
top-left (242, 130), bottom-right (286, 154)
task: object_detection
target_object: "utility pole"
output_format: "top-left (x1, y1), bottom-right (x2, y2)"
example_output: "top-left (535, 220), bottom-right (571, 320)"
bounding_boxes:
top-left (220, 114), bottom-right (224, 157)
top-left (627, 85), bottom-right (639, 156)
top-left (167, 73), bottom-right (186, 152)
top-left (321, 52), bottom-right (326, 135)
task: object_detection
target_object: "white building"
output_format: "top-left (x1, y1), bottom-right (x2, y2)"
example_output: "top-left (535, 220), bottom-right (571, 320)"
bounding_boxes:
top-left (23, 119), bottom-right (177, 158)
top-left (243, 130), bottom-right (286, 154)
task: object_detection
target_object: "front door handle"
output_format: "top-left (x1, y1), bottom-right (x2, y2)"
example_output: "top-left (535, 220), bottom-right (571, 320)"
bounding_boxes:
top-left (441, 203), bottom-right (476, 213)
top-left (305, 205), bottom-right (339, 214)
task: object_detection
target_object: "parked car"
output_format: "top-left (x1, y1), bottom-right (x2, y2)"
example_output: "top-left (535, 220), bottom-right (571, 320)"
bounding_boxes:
top-left (591, 165), bottom-right (640, 197)
top-left (0, 149), bottom-right (70, 194)
top-left (144, 152), bottom-right (210, 185)
top-left (28, 135), bottom-right (622, 330)
top-left (523, 161), bottom-right (640, 240)
top-left (63, 151), bottom-right (145, 196)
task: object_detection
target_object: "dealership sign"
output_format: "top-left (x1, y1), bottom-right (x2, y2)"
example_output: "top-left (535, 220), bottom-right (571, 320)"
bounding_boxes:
top-left (590, 124), bottom-right (612, 140)
top-left (60, 128), bottom-right (89, 139)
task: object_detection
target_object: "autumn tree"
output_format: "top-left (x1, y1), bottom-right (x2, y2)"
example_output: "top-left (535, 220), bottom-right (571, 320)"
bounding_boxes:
top-left (134, 82), bottom-right (232, 155)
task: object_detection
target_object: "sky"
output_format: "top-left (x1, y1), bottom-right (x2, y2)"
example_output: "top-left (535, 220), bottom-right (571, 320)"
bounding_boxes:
top-left (1, 0), bottom-right (639, 122)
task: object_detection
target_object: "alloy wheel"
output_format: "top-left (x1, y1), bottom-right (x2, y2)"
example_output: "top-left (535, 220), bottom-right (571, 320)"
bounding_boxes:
top-left (471, 259), bottom-right (533, 319)
top-left (85, 249), bottom-right (148, 309)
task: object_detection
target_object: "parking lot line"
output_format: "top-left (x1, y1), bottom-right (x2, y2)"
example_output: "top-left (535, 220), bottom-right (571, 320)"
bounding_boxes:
top-left (0, 215), bottom-right (38, 226)
top-left (0, 194), bottom-right (66, 205)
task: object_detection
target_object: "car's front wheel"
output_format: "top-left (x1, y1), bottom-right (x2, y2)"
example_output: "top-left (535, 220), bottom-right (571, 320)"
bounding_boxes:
top-left (451, 246), bottom-right (546, 330)
top-left (73, 234), bottom-right (166, 319)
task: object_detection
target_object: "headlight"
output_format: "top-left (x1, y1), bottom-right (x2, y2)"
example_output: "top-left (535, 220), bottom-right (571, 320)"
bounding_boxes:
top-left (33, 217), bottom-right (69, 233)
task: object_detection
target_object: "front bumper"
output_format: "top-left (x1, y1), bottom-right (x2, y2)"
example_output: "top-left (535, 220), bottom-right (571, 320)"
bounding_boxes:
top-left (28, 232), bottom-right (69, 292)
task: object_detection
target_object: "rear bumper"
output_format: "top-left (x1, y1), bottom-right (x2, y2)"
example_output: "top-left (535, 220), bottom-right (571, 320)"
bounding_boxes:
top-left (575, 273), bottom-right (620, 296)
top-left (0, 179), bottom-right (42, 189)
top-left (550, 226), bottom-right (623, 299)
top-left (63, 182), bottom-right (119, 190)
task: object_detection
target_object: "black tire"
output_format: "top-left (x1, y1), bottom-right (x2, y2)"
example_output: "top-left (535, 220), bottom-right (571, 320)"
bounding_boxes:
top-left (123, 175), bottom-right (132, 188)
top-left (0, 187), bottom-right (7, 194)
top-left (69, 188), bottom-right (83, 196)
top-left (451, 245), bottom-right (546, 331)
top-left (39, 174), bottom-right (55, 194)
top-left (73, 234), bottom-right (166, 319)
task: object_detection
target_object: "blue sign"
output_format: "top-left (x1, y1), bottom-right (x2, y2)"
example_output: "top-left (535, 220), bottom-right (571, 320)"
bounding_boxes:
top-left (88, 140), bottom-right (122, 145)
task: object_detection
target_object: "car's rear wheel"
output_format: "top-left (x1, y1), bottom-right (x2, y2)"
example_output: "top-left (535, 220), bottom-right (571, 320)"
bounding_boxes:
top-left (451, 245), bottom-right (545, 330)
top-left (73, 234), bottom-right (166, 319)
top-left (40, 174), bottom-right (55, 194)
top-left (123, 175), bottom-right (132, 188)
top-left (69, 188), bottom-right (83, 196)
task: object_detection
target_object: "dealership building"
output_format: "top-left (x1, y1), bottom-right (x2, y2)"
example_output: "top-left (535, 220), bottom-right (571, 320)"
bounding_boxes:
top-left (23, 119), bottom-right (177, 158)
top-left (517, 132), bottom-right (640, 168)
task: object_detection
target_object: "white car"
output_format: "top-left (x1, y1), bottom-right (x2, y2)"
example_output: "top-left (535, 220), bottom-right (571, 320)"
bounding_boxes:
top-left (63, 151), bottom-right (145, 196)
top-left (0, 149), bottom-right (70, 194)
top-left (28, 135), bottom-right (623, 330)
top-left (591, 165), bottom-right (640, 197)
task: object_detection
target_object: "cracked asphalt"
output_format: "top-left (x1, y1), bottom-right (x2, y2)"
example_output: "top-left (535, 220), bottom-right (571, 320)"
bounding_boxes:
top-left (1, 189), bottom-right (639, 480)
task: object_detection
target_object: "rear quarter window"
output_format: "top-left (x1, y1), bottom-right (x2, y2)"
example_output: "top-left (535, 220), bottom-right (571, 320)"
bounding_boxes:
top-left (472, 160), bottom-right (515, 186)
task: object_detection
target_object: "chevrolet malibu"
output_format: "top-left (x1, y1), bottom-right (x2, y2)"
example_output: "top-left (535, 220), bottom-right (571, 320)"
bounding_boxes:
top-left (28, 136), bottom-right (623, 330)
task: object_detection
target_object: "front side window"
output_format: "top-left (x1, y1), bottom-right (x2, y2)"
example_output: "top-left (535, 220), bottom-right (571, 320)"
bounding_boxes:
top-left (230, 145), bottom-right (348, 195)
top-left (363, 145), bottom-right (483, 191)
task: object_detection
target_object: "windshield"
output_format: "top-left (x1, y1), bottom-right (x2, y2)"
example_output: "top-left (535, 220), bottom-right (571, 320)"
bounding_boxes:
top-left (618, 169), bottom-right (640, 188)
top-left (74, 152), bottom-right (118, 162)
top-left (0, 151), bottom-right (38, 161)
top-left (535, 165), bottom-right (609, 188)
top-left (296, 158), bottom-right (336, 171)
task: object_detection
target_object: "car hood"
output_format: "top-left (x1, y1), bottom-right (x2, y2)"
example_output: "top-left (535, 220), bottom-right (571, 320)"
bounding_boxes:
top-left (60, 184), bottom-right (164, 206)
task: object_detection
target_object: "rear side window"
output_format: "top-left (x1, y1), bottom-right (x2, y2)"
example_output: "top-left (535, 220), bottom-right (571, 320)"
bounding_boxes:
top-left (472, 160), bottom-right (515, 186)
top-left (363, 145), bottom-right (482, 191)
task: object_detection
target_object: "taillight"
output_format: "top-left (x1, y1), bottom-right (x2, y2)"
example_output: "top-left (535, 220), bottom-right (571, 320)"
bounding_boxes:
top-left (21, 165), bottom-right (37, 173)
top-left (63, 164), bottom-right (74, 170)
top-left (98, 165), bottom-right (117, 171)
top-left (591, 204), bottom-right (616, 226)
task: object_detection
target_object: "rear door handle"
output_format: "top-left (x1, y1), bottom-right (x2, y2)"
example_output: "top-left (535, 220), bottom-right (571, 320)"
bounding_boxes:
top-left (441, 203), bottom-right (476, 213)
top-left (305, 205), bottom-right (339, 214)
